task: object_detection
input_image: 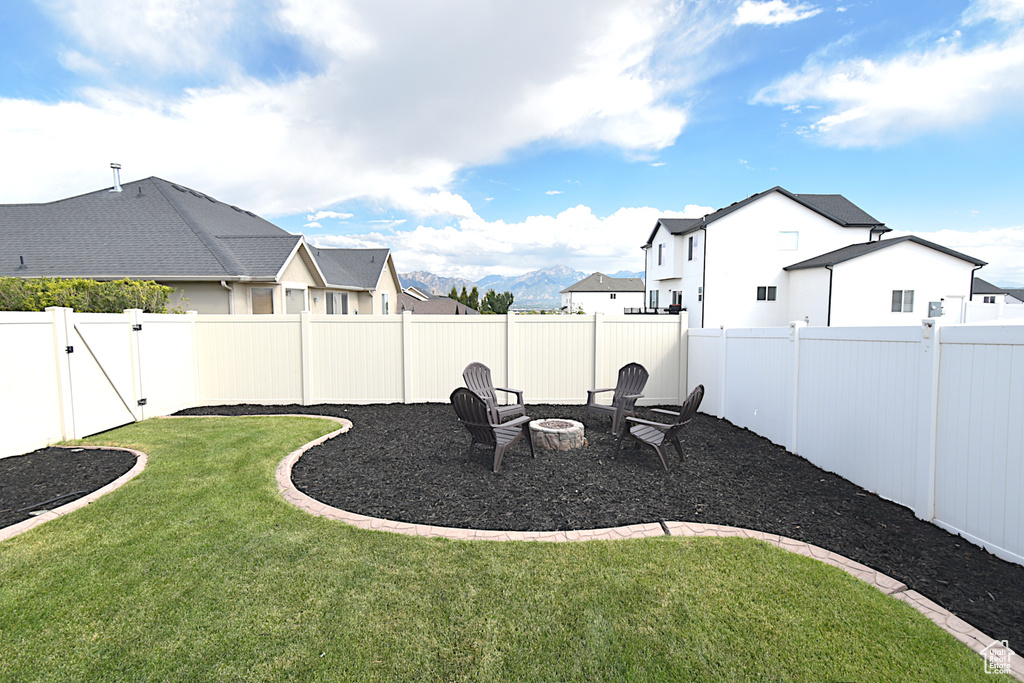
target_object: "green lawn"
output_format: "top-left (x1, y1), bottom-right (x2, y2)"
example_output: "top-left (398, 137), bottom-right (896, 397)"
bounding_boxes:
top-left (0, 416), bottom-right (1007, 682)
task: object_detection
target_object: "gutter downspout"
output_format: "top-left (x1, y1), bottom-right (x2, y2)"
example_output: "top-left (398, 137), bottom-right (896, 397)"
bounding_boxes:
top-left (220, 280), bottom-right (234, 314)
top-left (968, 264), bottom-right (984, 323)
top-left (825, 265), bottom-right (833, 327)
top-left (642, 245), bottom-right (649, 312)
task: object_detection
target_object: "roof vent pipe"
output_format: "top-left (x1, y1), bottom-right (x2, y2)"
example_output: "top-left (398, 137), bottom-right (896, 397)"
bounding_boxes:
top-left (109, 163), bottom-right (122, 193)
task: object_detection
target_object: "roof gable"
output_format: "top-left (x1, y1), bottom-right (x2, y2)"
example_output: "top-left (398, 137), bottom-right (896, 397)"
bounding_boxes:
top-left (312, 247), bottom-right (392, 289)
top-left (645, 186), bottom-right (889, 248)
top-left (783, 235), bottom-right (987, 271)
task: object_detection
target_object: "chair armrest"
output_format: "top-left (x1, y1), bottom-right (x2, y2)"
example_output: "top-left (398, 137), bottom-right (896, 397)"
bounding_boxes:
top-left (624, 416), bottom-right (671, 430)
top-left (588, 388), bottom-right (615, 395)
top-left (650, 408), bottom-right (679, 417)
top-left (495, 387), bottom-right (524, 403)
top-left (497, 415), bottom-right (532, 429)
top-left (621, 393), bottom-right (644, 400)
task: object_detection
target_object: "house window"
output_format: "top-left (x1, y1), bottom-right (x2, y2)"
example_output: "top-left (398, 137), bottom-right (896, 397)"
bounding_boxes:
top-left (251, 287), bottom-right (274, 314)
top-left (983, 295), bottom-right (996, 304)
top-left (382, 292), bottom-right (389, 314)
top-left (672, 290), bottom-right (682, 306)
top-left (610, 293), bottom-right (617, 299)
top-left (285, 288), bottom-right (306, 314)
top-left (757, 286), bottom-right (777, 301)
top-left (657, 243), bottom-right (665, 266)
top-left (649, 290), bottom-right (659, 309)
top-left (892, 290), bottom-right (914, 312)
top-left (778, 231), bottom-right (799, 250)
top-left (688, 235), bottom-right (695, 261)
top-left (326, 292), bottom-right (350, 315)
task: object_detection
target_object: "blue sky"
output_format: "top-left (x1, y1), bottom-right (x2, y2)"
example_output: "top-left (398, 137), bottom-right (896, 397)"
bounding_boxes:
top-left (2, 0), bottom-right (1023, 284)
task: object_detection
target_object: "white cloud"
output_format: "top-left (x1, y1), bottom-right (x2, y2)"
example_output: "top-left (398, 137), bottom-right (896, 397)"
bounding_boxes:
top-left (734, 1), bottom-right (822, 26)
top-left (546, 190), bottom-right (564, 195)
top-left (1, 0), bottom-right (713, 214)
top-left (315, 203), bottom-right (712, 280)
top-left (753, 0), bottom-right (1024, 146)
top-left (303, 221), bottom-right (322, 228)
top-left (307, 210), bottom-right (354, 221)
top-left (890, 227), bottom-right (1024, 286)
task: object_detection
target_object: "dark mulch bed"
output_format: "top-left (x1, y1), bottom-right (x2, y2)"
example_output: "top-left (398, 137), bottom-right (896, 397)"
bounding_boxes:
top-left (0, 447), bottom-right (136, 530)
top-left (176, 402), bottom-right (1024, 651)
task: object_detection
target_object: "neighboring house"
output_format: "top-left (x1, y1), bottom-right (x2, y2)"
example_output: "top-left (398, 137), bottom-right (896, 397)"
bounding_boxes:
top-left (972, 277), bottom-right (1024, 305)
top-left (560, 272), bottom-right (644, 314)
top-left (310, 247), bottom-right (402, 315)
top-left (397, 292), bottom-right (480, 314)
top-left (643, 186), bottom-right (985, 327)
top-left (0, 175), bottom-right (401, 314)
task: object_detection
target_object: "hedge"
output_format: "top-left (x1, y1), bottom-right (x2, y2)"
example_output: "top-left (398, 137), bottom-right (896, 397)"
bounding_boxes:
top-left (0, 277), bottom-right (181, 313)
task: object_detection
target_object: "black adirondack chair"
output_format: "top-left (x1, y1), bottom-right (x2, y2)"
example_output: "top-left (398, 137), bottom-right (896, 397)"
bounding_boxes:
top-left (450, 387), bottom-right (534, 473)
top-left (462, 362), bottom-right (526, 423)
top-left (614, 384), bottom-right (705, 470)
top-left (584, 362), bottom-right (649, 433)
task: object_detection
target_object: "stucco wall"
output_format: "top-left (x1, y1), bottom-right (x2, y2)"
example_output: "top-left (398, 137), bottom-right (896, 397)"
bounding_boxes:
top-left (562, 290), bottom-right (644, 314)
top-left (830, 241), bottom-right (976, 326)
top-left (785, 268), bottom-right (831, 326)
top-left (164, 281), bottom-right (230, 314)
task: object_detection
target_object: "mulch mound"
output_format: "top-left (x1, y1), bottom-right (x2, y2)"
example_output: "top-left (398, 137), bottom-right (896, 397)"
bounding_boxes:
top-left (176, 402), bottom-right (1024, 651)
top-left (0, 447), bottom-right (136, 530)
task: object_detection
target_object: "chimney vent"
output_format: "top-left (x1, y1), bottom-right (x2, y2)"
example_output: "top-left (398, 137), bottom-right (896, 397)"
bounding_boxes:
top-left (109, 163), bottom-right (122, 192)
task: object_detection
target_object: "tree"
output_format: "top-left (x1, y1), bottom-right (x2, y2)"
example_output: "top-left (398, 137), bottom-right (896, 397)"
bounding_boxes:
top-left (467, 286), bottom-right (479, 312)
top-left (459, 286), bottom-right (468, 306)
top-left (480, 289), bottom-right (514, 314)
top-left (448, 285), bottom-right (459, 301)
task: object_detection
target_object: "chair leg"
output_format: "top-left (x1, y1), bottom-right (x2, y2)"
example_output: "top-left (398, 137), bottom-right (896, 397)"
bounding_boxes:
top-left (671, 438), bottom-right (684, 461)
top-left (523, 425), bottom-right (535, 458)
top-left (653, 444), bottom-right (670, 471)
top-left (613, 427), bottom-right (628, 457)
top-left (465, 439), bottom-right (477, 464)
top-left (493, 444), bottom-right (509, 473)
top-left (611, 408), bottom-right (622, 435)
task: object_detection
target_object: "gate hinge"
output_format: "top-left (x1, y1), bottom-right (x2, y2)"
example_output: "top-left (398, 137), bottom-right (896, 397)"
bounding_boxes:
top-left (137, 398), bottom-right (148, 406)
top-left (132, 324), bottom-right (142, 331)
top-left (65, 346), bottom-right (74, 354)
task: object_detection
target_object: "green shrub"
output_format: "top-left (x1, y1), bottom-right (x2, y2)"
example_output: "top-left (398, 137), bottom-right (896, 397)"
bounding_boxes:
top-left (0, 277), bottom-right (181, 313)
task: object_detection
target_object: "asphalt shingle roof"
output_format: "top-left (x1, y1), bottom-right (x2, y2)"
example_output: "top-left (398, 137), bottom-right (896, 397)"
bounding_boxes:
top-left (560, 272), bottom-right (645, 293)
top-left (311, 248), bottom-right (392, 289)
top-left (783, 235), bottom-right (986, 270)
top-left (1, 177), bottom-right (300, 280)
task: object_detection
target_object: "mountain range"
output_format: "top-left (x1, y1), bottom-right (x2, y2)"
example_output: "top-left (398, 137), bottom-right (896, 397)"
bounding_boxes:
top-left (400, 266), bottom-right (644, 310)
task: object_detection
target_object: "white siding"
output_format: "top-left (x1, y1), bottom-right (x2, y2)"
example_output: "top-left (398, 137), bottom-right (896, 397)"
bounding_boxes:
top-left (310, 315), bottom-right (405, 403)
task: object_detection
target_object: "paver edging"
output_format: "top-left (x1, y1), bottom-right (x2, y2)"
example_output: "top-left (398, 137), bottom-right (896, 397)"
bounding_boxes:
top-left (0, 445), bottom-right (147, 543)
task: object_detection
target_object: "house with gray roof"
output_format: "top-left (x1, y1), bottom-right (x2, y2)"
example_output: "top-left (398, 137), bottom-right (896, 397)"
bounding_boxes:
top-left (0, 174), bottom-right (402, 315)
top-left (972, 277), bottom-right (1024, 305)
top-left (560, 272), bottom-right (644, 314)
top-left (642, 185), bottom-right (985, 327)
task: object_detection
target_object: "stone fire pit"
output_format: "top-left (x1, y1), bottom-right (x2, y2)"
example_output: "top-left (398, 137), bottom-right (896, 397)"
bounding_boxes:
top-left (529, 418), bottom-right (587, 451)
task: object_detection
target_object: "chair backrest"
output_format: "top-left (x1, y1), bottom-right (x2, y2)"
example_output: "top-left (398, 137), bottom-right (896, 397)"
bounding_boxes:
top-left (612, 363), bottom-right (649, 408)
top-left (450, 387), bottom-right (497, 445)
top-left (463, 362), bottom-right (498, 405)
top-left (667, 384), bottom-right (705, 435)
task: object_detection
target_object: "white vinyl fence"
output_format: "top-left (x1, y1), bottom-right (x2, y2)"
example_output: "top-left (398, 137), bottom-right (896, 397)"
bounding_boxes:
top-left (4, 307), bottom-right (1021, 567)
top-left (687, 321), bottom-right (1024, 566)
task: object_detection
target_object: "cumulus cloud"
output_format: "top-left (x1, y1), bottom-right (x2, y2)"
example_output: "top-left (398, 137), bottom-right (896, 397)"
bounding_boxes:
top-left (312, 203), bottom-right (712, 280)
top-left (890, 227), bottom-right (1024, 286)
top-left (753, 0), bottom-right (1024, 146)
top-left (734, 1), bottom-right (822, 26)
top-left (1, 0), bottom-right (714, 215)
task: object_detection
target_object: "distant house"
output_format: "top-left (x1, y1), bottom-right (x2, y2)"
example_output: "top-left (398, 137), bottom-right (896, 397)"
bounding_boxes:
top-left (643, 186), bottom-right (986, 327)
top-left (972, 277), bottom-right (1024, 305)
top-left (397, 292), bottom-right (479, 315)
top-left (0, 175), bottom-right (401, 314)
top-left (560, 272), bottom-right (645, 314)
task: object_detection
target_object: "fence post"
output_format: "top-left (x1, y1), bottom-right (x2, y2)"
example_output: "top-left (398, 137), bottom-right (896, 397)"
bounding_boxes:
top-left (46, 306), bottom-right (77, 440)
top-left (916, 319), bottom-right (941, 521)
top-left (717, 326), bottom-right (728, 419)
top-left (506, 311), bottom-right (516, 393)
top-left (678, 312), bottom-right (688, 403)
top-left (188, 310), bottom-right (200, 407)
top-left (402, 310), bottom-right (413, 403)
top-left (300, 310), bottom-right (312, 406)
top-left (593, 312), bottom-right (604, 394)
top-left (789, 321), bottom-right (806, 454)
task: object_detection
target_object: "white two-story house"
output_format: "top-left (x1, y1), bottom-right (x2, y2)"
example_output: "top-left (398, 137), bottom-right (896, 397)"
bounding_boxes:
top-left (643, 186), bottom-right (985, 328)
